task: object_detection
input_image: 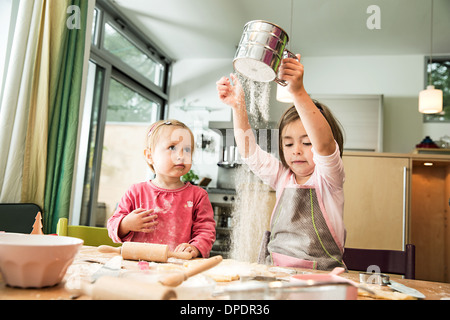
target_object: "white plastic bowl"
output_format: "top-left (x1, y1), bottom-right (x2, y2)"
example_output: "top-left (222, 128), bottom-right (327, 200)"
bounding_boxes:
top-left (0, 233), bottom-right (83, 288)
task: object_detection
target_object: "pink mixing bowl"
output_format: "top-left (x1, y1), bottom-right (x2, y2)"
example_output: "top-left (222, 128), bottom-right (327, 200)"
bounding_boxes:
top-left (0, 233), bottom-right (83, 288)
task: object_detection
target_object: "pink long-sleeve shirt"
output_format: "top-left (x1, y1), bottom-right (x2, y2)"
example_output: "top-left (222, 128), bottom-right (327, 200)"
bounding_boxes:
top-left (107, 181), bottom-right (216, 258)
top-left (243, 142), bottom-right (346, 250)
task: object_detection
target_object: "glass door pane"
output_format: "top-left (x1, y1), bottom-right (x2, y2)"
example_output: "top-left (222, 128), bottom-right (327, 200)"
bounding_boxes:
top-left (95, 78), bottom-right (160, 226)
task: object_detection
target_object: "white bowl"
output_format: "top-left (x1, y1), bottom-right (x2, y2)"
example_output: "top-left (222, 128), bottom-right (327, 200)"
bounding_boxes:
top-left (0, 233), bottom-right (83, 288)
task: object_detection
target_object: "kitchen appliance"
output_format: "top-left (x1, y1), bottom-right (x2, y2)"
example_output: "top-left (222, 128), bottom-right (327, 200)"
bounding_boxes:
top-left (208, 188), bottom-right (236, 258)
top-left (217, 145), bottom-right (240, 189)
top-left (233, 20), bottom-right (295, 85)
top-left (212, 125), bottom-right (277, 189)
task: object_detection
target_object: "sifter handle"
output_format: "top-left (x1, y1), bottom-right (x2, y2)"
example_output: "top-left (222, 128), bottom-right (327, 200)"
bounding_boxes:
top-left (274, 78), bottom-right (288, 87)
top-left (275, 49), bottom-right (300, 87)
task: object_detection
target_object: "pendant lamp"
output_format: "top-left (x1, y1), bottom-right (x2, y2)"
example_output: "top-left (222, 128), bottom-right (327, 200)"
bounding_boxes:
top-left (419, 85), bottom-right (443, 114)
top-left (419, 0), bottom-right (443, 114)
top-left (276, 85), bottom-right (293, 103)
top-left (277, 0), bottom-right (294, 103)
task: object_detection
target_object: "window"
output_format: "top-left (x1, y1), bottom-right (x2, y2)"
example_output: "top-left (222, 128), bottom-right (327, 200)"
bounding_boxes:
top-left (106, 78), bottom-right (159, 123)
top-left (73, 1), bottom-right (172, 227)
top-left (423, 56), bottom-right (450, 122)
top-left (103, 23), bottom-right (164, 88)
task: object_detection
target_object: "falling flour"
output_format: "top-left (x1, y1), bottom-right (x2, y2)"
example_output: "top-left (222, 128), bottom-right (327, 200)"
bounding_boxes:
top-left (237, 74), bottom-right (271, 124)
top-left (229, 76), bottom-right (274, 263)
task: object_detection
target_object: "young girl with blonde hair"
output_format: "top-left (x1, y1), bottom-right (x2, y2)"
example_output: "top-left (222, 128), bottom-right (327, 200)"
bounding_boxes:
top-left (217, 54), bottom-right (346, 270)
top-left (107, 120), bottom-right (216, 258)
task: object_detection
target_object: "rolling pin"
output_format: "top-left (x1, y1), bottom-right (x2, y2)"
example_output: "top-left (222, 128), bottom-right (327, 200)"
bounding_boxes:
top-left (73, 276), bottom-right (176, 300)
top-left (160, 255), bottom-right (223, 287)
top-left (98, 242), bottom-right (192, 262)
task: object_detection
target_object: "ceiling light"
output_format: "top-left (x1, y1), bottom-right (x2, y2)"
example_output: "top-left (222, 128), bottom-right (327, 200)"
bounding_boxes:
top-left (419, 85), bottom-right (443, 114)
top-left (419, 0), bottom-right (443, 114)
top-left (277, 0), bottom-right (294, 103)
top-left (423, 162), bottom-right (434, 166)
top-left (277, 85), bottom-right (293, 103)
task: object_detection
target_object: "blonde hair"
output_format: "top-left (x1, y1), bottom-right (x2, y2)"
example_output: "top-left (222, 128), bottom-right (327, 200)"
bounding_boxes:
top-left (145, 119), bottom-right (195, 172)
top-left (278, 101), bottom-right (344, 168)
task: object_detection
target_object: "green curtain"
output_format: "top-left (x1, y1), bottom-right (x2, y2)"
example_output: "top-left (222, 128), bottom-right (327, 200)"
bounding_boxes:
top-left (44, 0), bottom-right (89, 234)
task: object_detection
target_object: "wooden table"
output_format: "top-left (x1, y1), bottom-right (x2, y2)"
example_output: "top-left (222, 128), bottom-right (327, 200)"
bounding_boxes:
top-left (1, 246), bottom-right (449, 300)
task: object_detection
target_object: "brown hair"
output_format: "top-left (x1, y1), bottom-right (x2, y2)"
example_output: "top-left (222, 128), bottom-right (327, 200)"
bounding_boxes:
top-left (277, 101), bottom-right (344, 168)
top-left (145, 119), bottom-right (195, 172)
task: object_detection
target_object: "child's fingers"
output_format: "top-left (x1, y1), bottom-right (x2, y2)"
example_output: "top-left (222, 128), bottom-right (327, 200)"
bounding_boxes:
top-left (141, 213), bottom-right (158, 222)
top-left (230, 73), bottom-right (239, 85)
top-left (216, 76), bottom-right (230, 86)
top-left (134, 208), bottom-right (154, 216)
top-left (132, 208), bottom-right (147, 214)
top-left (141, 219), bottom-right (158, 233)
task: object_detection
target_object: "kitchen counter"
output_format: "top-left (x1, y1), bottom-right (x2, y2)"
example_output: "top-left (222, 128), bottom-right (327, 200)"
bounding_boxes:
top-left (1, 246), bottom-right (449, 300)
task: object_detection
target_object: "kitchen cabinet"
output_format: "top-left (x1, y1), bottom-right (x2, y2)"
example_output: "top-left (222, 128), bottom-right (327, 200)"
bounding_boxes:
top-left (410, 156), bottom-right (450, 283)
top-left (342, 153), bottom-right (409, 251)
top-left (343, 151), bottom-right (450, 283)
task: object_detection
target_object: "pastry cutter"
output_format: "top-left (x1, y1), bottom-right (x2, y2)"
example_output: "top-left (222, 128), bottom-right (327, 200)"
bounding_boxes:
top-left (359, 272), bottom-right (425, 299)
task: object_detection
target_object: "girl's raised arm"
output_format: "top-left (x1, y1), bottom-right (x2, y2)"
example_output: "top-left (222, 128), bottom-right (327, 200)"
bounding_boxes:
top-left (216, 74), bottom-right (257, 158)
top-left (280, 55), bottom-right (335, 156)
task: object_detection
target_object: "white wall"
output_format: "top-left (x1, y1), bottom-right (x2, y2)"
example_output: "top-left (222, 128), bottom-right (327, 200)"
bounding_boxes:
top-left (301, 54), bottom-right (427, 154)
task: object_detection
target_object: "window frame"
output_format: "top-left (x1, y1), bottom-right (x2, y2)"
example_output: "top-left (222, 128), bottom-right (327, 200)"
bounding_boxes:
top-left (72, 0), bottom-right (172, 226)
top-left (423, 55), bottom-right (450, 123)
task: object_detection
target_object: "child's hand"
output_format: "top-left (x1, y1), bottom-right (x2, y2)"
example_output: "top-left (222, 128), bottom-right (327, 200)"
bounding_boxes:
top-left (278, 54), bottom-right (305, 95)
top-left (174, 243), bottom-right (200, 258)
top-left (118, 208), bottom-right (158, 237)
top-left (216, 73), bottom-right (244, 109)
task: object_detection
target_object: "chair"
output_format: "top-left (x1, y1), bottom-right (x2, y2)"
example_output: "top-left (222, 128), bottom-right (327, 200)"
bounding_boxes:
top-left (56, 218), bottom-right (121, 247)
top-left (343, 244), bottom-right (415, 279)
top-left (0, 203), bottom-right (42, 233)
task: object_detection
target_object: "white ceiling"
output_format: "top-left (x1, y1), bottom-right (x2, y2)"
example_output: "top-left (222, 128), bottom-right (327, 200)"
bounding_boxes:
top-left (109, 0), bottom-right (450, 61)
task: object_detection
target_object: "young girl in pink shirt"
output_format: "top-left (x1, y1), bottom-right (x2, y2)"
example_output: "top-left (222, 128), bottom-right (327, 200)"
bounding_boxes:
top-left (216, 54), bottom-right (345, 270)
top-left (107, 120), bottom-right (216, 258)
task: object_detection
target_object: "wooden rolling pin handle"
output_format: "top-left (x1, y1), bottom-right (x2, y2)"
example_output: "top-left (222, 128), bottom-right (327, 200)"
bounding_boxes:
top-left (186, 255), bottom-right (223, 277)
top-left (98, 245), bottom-right (121, 254)
top-left (160, 255), bottom-right (223, 287)
top-left (168, 250), bottom-right (193, 260)
top-left (159, 273), bottom-right (188, 287)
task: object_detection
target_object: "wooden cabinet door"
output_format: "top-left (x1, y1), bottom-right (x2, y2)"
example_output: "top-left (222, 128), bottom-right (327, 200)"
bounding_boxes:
top-left (411, 161), bottom-right (450, 282)
top-left (343, 155), bottom-right (409, 250)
